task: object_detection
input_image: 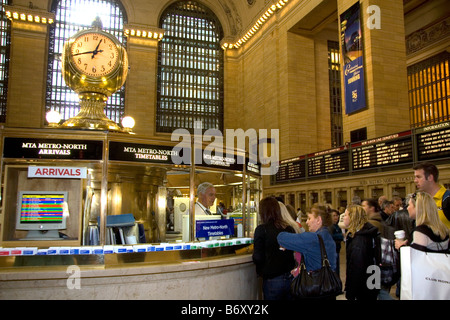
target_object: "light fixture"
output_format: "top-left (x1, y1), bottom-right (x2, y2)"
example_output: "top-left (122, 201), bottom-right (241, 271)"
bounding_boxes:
top-left (121, 116), bottom-right (135, 133)
top-left (4, 5), bottom-right (55, 25)
top-left (124, 24), bottom-right (164, 41)
top-left (221, 0), bottom-right (289, 50)
top-left (46, 110), bottom-right (61, 127)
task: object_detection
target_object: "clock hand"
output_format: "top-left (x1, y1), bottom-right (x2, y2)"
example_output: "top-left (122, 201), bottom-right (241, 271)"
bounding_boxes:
top-left (72, 51), bottom-right (95, 57)
top-left (91, 39), bottom-right (103, 59)
top-left (72, 49), bottom-right (104, 57)
top-left (94, 39), bottom-right (103, 51)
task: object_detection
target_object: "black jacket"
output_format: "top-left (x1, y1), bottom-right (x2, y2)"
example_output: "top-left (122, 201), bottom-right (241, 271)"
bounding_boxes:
top-left (345, 222), bottom-right (381, 300)
top-left (252, 222), bottom-right (296, 279)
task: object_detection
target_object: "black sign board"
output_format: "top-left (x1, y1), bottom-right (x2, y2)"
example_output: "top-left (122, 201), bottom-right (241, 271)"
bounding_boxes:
top-left (416, 122), bottom-right (450, 161)
top-left (109, 141), bottom-right (178, 165)
top-left (109, 142), bottom-right (245, 171)
top-left (3, 137), bottom-right (103, 160)
top-left (198, 149), bottom-right (245, 171)
top-left (275, 156), bottom-right (306, 182)
top-left (307, 147), bottom-right (349, 176)
top-left (246, 159), bottom-right (261, 176)
top-left (351, 131), bottom-right (413, 170)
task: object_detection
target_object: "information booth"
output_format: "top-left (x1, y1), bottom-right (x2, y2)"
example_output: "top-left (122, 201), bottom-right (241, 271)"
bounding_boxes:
top-left (0, 127), bottom-right (261, 299)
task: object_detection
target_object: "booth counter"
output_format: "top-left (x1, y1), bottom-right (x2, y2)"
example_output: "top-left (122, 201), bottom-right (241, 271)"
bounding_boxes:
top-left (0, 244), bottom-right (257, 299)
top-left (0, 127), bottom-right (261, 299)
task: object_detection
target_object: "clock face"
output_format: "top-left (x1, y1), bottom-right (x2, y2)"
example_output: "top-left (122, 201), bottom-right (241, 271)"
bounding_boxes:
top-left (70, 32), bottom-right (119, 77)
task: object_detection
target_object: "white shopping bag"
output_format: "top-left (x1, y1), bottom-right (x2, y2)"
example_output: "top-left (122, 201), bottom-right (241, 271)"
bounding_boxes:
top-left (400, 246), bottom-right (450, 300)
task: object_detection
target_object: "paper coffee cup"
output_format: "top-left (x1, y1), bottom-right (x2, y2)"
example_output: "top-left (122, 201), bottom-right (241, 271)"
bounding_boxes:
top-left (394, 230), bottom-right (405, 240)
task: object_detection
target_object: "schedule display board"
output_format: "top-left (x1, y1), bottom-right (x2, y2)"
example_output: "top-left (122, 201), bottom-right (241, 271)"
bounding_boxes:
top-left (274, 124), bottom-right (450, 184)
top-left (275, 156), bottom-right (306, 182)
top-left (307, 147), bottom-right (349, 177)
top-left (416, 122), bottom-right (450, 161)
top-left (351, 131), bottom-right (413, 170)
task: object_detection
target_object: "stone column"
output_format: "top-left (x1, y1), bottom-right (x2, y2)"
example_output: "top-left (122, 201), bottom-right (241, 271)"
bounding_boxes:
top-left (123, 27), bottom-right (163, 137)
top-left (338, 0), bottom-right (410, 141)
top-left (5, 6), bottom-right (54, 128)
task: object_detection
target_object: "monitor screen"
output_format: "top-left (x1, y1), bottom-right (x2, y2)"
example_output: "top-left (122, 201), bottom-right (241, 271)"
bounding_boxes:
top-left (16, 191), bottom-right (68, 231)
top-left (20, 193), bottom-right (65, 223)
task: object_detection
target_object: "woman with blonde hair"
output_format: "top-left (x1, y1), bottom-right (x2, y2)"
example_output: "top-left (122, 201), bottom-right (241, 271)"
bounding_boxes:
top-left (279, 202), bottom-right (302, 234)
top-left (342, 204), bottom-right (380, 300)
top-left (396, 191), bottom-right (449, 252)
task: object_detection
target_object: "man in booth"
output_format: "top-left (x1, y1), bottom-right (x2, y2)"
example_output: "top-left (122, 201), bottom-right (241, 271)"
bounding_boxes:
top-left (195, 182), bottom-right (217, 216)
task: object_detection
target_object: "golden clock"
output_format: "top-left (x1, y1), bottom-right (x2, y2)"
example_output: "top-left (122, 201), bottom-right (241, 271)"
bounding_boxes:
top-left (60, 17), bottom-right (129, 131)
top-left (70, 32), bottom-right (119, 77)
top-left (62, 22), bottom-right (128, 96)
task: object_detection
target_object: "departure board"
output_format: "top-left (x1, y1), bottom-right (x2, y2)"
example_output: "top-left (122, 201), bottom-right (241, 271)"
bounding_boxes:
top-left (307, 147), bottom-right (349, 176)
top-left (416, 122), bottom-right (450, 161)
top-left (351, 131), bottom-right (413, 170)
top-left (272, 123), bottom-right (450, 185)
top-left (275, 156), bottom-right (306, 182)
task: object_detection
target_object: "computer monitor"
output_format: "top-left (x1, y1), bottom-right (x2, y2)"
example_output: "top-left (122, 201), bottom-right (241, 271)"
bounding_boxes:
top-left (16, 191), bottom-right (69, 240)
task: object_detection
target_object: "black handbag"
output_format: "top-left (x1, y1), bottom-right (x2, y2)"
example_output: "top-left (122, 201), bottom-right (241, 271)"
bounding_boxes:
top-left (290, 234), bottom-right (342, 299)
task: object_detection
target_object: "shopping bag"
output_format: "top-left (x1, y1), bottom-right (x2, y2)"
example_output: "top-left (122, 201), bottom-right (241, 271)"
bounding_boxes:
top-left (400, 246), bottom-right (450, 300)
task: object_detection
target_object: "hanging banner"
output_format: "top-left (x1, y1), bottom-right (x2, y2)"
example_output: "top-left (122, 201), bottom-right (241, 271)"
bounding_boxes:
top-left (340, 2), bottom-right (366, 114)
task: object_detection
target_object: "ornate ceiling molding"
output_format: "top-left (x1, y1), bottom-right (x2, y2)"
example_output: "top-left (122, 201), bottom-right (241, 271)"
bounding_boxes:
top-left (406, 16), bottom-right (450, 55)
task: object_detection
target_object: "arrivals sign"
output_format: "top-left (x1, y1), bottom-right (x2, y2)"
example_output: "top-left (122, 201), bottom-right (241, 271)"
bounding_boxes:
top-left (28, 166), bottom-right (87, 179)
top-left (340, 2), bottom-right (366, 114)
top-left (3, 137), bottom-right (103, 160)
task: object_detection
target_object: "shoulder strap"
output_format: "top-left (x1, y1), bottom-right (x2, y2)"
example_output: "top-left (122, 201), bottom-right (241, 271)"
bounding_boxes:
top-left (317, 234), bottom-right (331, 267)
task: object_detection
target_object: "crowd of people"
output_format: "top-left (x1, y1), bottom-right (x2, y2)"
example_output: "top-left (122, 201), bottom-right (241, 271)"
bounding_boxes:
top-left (252, 162), bottom-right (450, 300)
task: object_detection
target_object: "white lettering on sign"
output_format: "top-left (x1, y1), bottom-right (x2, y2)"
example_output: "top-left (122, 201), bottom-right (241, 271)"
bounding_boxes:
top-left (21, 142), bottom-right (88, 156)
top-left (28, 166), bottom-right (87, 179)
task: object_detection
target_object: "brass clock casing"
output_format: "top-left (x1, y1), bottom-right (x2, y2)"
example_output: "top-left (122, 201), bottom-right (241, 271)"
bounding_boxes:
top-left (59, 20), bottom-right (128, 131)
top-left (61, 28), bottom-right (128, 97)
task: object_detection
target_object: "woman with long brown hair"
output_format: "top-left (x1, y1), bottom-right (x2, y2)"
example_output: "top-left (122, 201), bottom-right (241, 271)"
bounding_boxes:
top-left (252, 197), bottom-right (298, 300)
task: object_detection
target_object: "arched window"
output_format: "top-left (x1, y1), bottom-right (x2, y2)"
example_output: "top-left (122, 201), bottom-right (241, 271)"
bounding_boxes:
top-left (157, 1), bottom-right (224, 133)
top-left (0, 0), bottom-right (11, 123)
top-left (46, 0), bottom-right (127, 124)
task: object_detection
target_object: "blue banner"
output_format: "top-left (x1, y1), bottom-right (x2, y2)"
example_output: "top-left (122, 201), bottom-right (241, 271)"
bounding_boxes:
top-left (344, 55), bottom-right (365, 114)
top-left (196, 219), bottom-right (234, 238)
top-left (340, 2), bottom-right (366, 114)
